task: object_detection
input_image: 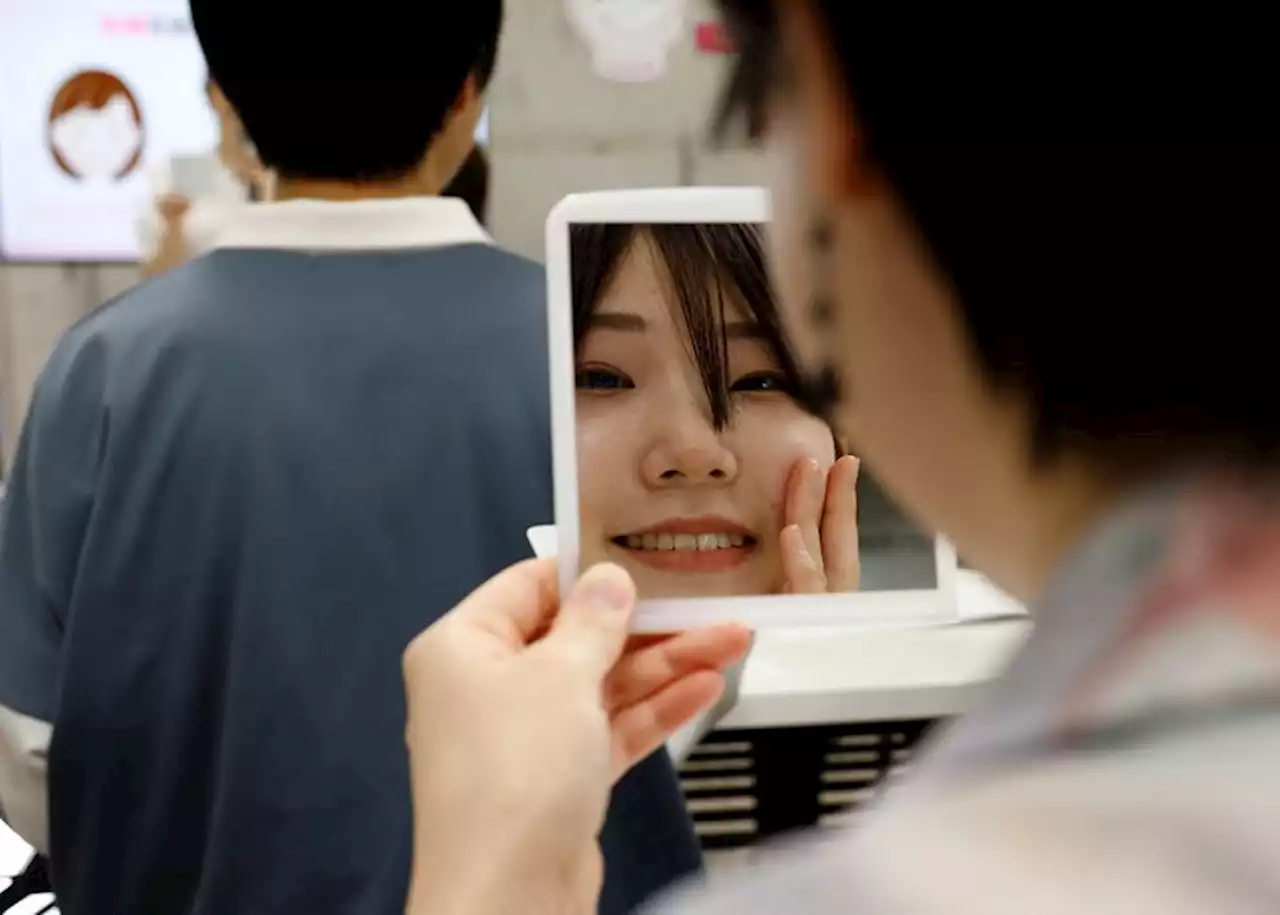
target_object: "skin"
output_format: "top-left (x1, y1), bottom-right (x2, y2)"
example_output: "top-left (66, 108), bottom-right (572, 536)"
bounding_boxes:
top-left (575, 233), bottom-right (858, 598)
top-left (403, 562), bottom-right (751, 914)
top-left (207, 81), bottom-right (268, 189)
top-left (402, 1), bottom-right (1129, 909)
top-left (765, 0), bottom-right (1120, 602)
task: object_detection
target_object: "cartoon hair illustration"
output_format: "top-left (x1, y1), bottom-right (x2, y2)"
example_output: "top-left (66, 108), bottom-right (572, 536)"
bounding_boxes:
top-left (47, 69), bottom-right (144, 180)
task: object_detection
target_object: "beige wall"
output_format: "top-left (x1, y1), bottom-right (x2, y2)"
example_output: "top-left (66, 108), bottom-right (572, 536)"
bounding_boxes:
top-left (0, 0), bottom-right (767, 470)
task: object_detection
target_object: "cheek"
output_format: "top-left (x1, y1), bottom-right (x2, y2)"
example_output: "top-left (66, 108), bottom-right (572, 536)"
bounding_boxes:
top-left (825, 196), bottom-right (994, 535)
top-left (575, 405), bottom-right (636, 530)
top-left (763, 126), bottom-right (822, 369)
top-left (739, 411), bottom-right (836, 506)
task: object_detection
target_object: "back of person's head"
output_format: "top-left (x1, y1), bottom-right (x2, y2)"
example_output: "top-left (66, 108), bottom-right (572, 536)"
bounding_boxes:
top-left (715, 12), bottom-right (1279, 474)
top-left (443, 146), bottom-right (490, 225)
top-left (714, 10), bottom-right (1280, 594)
top-left (189, 0), bottom-right (502, 182)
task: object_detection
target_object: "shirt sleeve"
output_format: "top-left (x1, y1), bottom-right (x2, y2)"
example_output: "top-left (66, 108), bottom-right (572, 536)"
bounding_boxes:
top-left (0, 330), bottom-right (107, 852)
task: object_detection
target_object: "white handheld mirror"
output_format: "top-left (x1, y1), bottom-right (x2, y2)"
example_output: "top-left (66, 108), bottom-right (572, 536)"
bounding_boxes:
top-left (546, 187), bottom-right (959, 631)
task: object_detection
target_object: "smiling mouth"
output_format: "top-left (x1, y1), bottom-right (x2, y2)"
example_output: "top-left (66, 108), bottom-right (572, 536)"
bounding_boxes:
top-left (611, 532), bottom-right (756, 552)
top-left (609, 524), bottom-right (759, 574)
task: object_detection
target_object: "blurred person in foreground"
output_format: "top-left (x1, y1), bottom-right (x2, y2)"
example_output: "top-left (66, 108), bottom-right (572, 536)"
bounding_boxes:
top-left (396, 11), bottom-right (1280, 915)
top-left (0, 1), bottom-right (716, 913)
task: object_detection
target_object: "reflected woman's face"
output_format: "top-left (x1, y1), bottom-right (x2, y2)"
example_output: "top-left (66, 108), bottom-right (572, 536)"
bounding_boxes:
top-left (576, 234), bottom-right (836, 599)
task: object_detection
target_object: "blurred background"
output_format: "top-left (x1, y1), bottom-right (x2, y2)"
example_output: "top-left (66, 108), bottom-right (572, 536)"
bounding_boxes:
top-left (0, 0), bottom-right (766, 470)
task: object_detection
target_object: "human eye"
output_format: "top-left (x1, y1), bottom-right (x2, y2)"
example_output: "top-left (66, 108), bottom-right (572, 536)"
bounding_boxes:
top-left (575, 364), bottom-right (635, 392)
top-left (730, 371), bottom-right (793, 395)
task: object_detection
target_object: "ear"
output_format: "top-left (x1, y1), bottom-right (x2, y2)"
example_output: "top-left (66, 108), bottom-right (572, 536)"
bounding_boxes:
top-left (450, 73), bottom-right (480, 116)
top-left (206, 80), bottom-right (227, 112)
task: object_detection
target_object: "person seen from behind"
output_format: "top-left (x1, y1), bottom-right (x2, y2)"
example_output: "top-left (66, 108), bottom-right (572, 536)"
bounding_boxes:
top-left (0, 2), bottom-right (713, 914)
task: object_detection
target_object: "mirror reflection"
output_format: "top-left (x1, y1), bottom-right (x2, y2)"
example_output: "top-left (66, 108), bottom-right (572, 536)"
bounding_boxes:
top-left (571, 221), bottom-right (936, 600)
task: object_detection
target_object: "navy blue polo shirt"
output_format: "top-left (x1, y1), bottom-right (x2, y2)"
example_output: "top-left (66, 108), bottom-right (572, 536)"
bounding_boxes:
top-left (0, 198), bottom-right (701, 914)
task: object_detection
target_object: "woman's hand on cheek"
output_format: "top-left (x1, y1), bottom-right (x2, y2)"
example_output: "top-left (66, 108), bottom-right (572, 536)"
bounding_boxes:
top-left (402, 559), bottom-right (752, 915)
top-left (781, 455), bottom-right (861, 593)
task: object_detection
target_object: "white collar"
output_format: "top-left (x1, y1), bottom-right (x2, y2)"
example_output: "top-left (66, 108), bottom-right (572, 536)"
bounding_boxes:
top-left (213, 196), bottom-right (491, 252)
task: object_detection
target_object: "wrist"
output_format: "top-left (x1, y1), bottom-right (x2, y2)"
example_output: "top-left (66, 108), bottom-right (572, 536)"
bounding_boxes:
top-left (406, 857), bottom-right (580, 915)
top-left (407, 827), bottom-right (588, 915)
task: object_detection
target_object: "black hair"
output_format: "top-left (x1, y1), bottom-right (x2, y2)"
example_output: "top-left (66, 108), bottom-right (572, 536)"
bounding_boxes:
top-left (189, 0), bottom-right (502, 182)
top-left (713, 6), bottom-right (1280, 471)
top-left (571, 223), bottom-right (832, 432)
top-left (443, 146), bottom-right (489, 226)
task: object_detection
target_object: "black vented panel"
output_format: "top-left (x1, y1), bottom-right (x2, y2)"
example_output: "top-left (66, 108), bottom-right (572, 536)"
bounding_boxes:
top-left (679, 719), bottom-right (936, 850)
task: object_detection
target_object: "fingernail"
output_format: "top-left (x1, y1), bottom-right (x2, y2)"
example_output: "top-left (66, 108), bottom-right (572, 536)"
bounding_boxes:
top-left (808, 460), bottom-right (825, 494)
top-left (575, 563), bottom-right (635, 614)
top-left (783, 524), bottom-right (808, 557)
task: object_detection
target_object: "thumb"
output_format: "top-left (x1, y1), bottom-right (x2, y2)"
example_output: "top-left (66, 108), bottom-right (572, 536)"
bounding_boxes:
top-left (158, 195), bottom-right (190, 222)
top-left (544, 563), bottom-right (636, 681)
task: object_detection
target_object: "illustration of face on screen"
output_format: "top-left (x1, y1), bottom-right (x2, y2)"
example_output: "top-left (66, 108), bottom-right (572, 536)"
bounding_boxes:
top-left (47, 69), bottom-right (144, 183)
top-left (570, 221), bottom-right (940, 603)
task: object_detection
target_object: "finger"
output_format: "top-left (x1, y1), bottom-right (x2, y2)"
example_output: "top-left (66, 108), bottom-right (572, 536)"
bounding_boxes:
top-left (448, 558), bottom-right (561, 648)
top-left (544, 563), bottom-right (637, 681)
top-left (785, 459), bottom-right (827, 575)
top-left (568, 847), bottom-right (605, 915)
top-left (605, 624), bottom-right (753, 712)
top-left (157, 195), bottom-right (190, 218)
top-left (781, 524), bottom-right (826, 593)
top-left (610, 671), bottom-right (726, 779)
top-left (821, 455), bottom-right (862, 592)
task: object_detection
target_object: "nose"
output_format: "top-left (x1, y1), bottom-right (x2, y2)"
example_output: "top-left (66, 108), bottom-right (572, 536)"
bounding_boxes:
top-left (641, 413), bottom-right (739, 488)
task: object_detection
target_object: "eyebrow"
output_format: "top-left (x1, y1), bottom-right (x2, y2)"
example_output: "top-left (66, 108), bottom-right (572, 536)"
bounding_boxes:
top-left (590, 311), bottom-right (765, 340)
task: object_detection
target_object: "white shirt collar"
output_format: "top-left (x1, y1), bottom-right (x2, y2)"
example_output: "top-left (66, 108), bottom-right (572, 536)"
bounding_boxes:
top-left (213, 196), bottom-right (491, 252)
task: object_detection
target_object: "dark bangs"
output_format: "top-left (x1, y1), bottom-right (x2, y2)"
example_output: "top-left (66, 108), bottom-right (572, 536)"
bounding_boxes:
top-left (571, 223), bottom-right (822, 431)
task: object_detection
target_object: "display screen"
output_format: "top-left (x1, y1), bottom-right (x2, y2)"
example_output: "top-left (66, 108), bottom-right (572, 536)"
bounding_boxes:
top-left (0, 0), bottom-right (490, 262)
top-left (0, 1), bottom-right (214, 260)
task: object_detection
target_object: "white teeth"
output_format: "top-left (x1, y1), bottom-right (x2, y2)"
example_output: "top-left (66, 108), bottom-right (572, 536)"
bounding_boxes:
top-left (622, 532), bottom-right (746, 552)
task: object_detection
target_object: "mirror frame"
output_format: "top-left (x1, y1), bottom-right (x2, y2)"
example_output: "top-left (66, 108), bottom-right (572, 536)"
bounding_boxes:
top-left (545, 186), bottom-right (959, 631)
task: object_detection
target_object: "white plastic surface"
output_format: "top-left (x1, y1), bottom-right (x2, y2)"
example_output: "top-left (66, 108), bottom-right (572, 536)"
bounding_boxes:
top-left (542, 188), bottom-right (961, 632)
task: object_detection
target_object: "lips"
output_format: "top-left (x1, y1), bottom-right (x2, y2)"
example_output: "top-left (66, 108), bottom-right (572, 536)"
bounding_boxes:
top-left (610, 516), bottom-right (757, 574)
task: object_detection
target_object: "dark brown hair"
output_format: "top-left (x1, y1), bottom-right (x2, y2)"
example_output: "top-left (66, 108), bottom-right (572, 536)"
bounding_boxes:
top-left (713, 4), bottom-right (1280, 471)
top-left (47, 69), bottom-right (143, 180)
top-left (571, 223), bottom-right (832, 432)
top-left (191, 0), bottom-right (502, 182)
